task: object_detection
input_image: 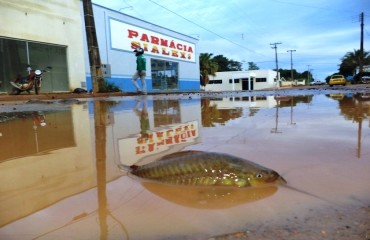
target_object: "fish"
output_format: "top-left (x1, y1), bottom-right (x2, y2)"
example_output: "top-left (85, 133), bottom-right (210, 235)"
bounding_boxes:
top-left (126, 151), bottom-right (287, 188)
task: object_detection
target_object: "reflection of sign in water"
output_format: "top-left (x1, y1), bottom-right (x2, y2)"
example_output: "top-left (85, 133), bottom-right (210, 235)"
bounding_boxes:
top-left (119, 121), bottom-right (199, 165)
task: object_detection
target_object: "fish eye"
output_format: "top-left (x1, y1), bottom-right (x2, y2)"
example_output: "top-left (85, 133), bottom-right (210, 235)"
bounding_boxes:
top-left (256, 173), bottom-right (263, 179)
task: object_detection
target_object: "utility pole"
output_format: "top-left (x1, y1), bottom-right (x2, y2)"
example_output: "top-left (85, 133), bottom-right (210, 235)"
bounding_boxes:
top-left (307, 65), bottom-right (311, 84)
top-left (83, 0), bottom-right (103, 93)
top-left (359, 12), bottom-right (364, 73)
top-left (287, 50), bottom-right (296, 82)
top-left (270, 42), bottom-right (282, 88)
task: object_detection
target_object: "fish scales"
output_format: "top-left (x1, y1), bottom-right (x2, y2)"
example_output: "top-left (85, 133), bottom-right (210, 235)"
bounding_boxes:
top-left (130, 152), bottom-right (284, 187)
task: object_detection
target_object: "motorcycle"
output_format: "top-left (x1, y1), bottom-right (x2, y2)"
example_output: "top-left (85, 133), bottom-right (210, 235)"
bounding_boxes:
top-left (10, 65), bottom-right (52, 95)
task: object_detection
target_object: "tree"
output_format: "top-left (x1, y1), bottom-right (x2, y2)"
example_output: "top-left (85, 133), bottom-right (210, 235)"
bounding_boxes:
top-left (212, 55), bottom-right (242, 71)
top-left (339, 49), bottom-right (370, 77)
top-left (247, 62), bottom-right (259, 70)
top-left (199, 53), bottom-right (218, 89)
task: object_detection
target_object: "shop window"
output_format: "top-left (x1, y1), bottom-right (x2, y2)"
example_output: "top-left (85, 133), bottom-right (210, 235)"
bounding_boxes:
top-left (0, 38), bottom-right (68, 92)
top-left (151, 59), bottom-right (178, 90)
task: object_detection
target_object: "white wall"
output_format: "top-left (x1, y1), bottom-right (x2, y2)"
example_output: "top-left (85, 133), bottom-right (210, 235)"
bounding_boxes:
top-left (0, 0), bottom-right (86, 90)
top-left (206, 70), bottom-right (278, 91)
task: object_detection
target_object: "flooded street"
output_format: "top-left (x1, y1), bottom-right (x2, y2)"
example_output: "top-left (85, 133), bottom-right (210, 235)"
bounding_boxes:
top-left (1, 89), bottom-right (370, 240)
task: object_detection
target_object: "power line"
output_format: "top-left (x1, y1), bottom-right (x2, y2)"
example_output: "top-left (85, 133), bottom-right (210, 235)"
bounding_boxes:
top-left (146, 0), bottom-right (271, 59)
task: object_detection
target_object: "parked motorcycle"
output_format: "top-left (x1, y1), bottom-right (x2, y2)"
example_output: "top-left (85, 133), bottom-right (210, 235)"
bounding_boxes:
top-left (10, 65), bottom-right (52, 95)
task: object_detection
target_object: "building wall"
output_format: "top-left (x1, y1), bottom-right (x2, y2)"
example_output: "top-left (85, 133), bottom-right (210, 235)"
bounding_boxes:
top-left (83, 4), bottom-right (200, 93)
top-left (0, 0), bottom-right (87, 91)
top-left (206, 70), bottom-right (279, 91)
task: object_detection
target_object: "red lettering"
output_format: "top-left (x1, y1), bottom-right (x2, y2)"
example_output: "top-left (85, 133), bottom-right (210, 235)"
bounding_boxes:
top-left (128, 29), bottom-right (138, 38)
top-left (160, 39), bottom-right (168, 47)
top-left (176, 43), bottom-right (183, 50)
top-left (151, 36), bottom-right (159, 45)
top-left (140, 33), bottom-right (149, 42)
top-left (148, 143), bottom-right (155, 152)
top-left (169, 41), bottom-right (176, 49)
top-left (188, 46), bottom-right (193, 53)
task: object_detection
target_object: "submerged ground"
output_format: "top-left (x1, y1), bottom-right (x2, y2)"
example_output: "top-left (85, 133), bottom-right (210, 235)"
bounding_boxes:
top-left (0, 84), bottom-right (369, 240)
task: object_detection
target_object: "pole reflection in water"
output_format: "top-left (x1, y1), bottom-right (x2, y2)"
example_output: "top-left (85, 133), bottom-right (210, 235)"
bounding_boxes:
top-left (94, 100), bottom-right (129, 240)
top-left (94, 101), bottom-right (108, 240)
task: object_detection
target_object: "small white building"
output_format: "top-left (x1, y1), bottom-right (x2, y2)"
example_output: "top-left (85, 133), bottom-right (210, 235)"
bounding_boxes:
top-left (205, 70), bottom-right (279, 91)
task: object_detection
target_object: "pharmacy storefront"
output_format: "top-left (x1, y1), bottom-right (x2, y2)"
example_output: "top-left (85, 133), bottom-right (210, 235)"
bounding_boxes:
top-left (84, 4), bottom-right (200, 93)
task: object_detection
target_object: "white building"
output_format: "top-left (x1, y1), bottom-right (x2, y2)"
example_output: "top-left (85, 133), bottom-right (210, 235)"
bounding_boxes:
top-left (205, 70), bottom-right (279, 91)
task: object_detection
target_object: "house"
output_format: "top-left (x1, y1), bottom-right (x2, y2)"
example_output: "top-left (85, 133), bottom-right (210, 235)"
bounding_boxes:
top-left (205, 70), bottom-right (279, 91)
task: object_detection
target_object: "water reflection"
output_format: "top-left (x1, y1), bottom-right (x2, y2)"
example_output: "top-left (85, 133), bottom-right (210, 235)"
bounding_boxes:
top-left (0, 93), bottom-right (369, 239)
top-left (327, 93), bottom-right (370, 158)
top-left (0, 110), bottom-right (75, 161)
top-left (142, 183), bottom-right (277, 209)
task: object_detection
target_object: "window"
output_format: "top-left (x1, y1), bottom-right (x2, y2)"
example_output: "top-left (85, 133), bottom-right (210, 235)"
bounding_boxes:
top-left (229, 79), bottom-right (240, 83)
top-left (256, 78), bottom-right (267, 82)
top-left (151, 59), bottom-right (178, 90)
top-left (209, 80), bottom-right (222, 84)
top-left (0, 38), bottom-right (68, 92)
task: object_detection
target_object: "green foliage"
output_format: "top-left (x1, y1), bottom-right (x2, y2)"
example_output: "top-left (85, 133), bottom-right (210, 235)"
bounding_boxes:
top-left (100, 79), bottom-right (121, 92)
top-left (199, 53), bottom-right (219, 87)
top-left (247, 62), bottom-right (259, 70)
top-left (279, 69), bottom-right (312, 81)
top-left (212, 55), bottom-right (242, 71)
top-left (338, 49), bottom-right (370, 77)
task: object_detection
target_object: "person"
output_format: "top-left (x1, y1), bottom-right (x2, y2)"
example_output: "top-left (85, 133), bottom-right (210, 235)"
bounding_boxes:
top-left (131, 47), bottom-right (147, 94)
top-left (133, 95), bottom-right (150, 140)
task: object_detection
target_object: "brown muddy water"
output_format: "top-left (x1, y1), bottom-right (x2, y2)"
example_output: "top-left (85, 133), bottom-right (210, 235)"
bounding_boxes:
top-left (0, 90), bottom-right (370, 240)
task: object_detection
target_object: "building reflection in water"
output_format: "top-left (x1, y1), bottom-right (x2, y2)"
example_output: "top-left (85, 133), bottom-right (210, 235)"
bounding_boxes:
top-left (0, 104), bottom-right (95, 229)
top-left (0, 94), bottom-right (369, 239)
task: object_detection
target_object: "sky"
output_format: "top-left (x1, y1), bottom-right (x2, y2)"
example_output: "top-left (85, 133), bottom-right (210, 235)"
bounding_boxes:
top-left (92, 0), bottom-right (369, 81)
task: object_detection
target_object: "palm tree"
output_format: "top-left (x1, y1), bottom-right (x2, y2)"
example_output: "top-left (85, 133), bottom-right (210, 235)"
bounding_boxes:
top-left (339, 49), bottom-right (370, 76)
top-left (199, 53), bottom-right (218, 90)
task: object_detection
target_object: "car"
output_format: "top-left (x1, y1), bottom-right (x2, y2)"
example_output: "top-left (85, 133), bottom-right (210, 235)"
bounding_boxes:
top-left (361, 76), bottom-right (370, 84)
top-left (352, 72), bottom-right (370, 84)
top-left (329, 75), bottom-right (346, 86)
top-left (310, 81), bottom-right (325, 86)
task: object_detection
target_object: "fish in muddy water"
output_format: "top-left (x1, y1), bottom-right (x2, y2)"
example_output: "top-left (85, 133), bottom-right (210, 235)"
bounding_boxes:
top-left (123, 151), bottom-right (287, 188)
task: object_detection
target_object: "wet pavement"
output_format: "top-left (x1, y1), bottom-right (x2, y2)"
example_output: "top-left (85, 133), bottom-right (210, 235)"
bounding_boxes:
top-left (0, 86), bottom-right (370, 240)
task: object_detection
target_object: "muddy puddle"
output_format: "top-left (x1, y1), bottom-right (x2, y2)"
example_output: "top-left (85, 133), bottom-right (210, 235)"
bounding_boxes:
top-left (0, 91), bottom-right (369, 239)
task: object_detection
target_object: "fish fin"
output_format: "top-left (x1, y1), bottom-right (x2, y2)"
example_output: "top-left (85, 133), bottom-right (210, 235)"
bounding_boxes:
top-left (158, 150), bottom-right (204, 161)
